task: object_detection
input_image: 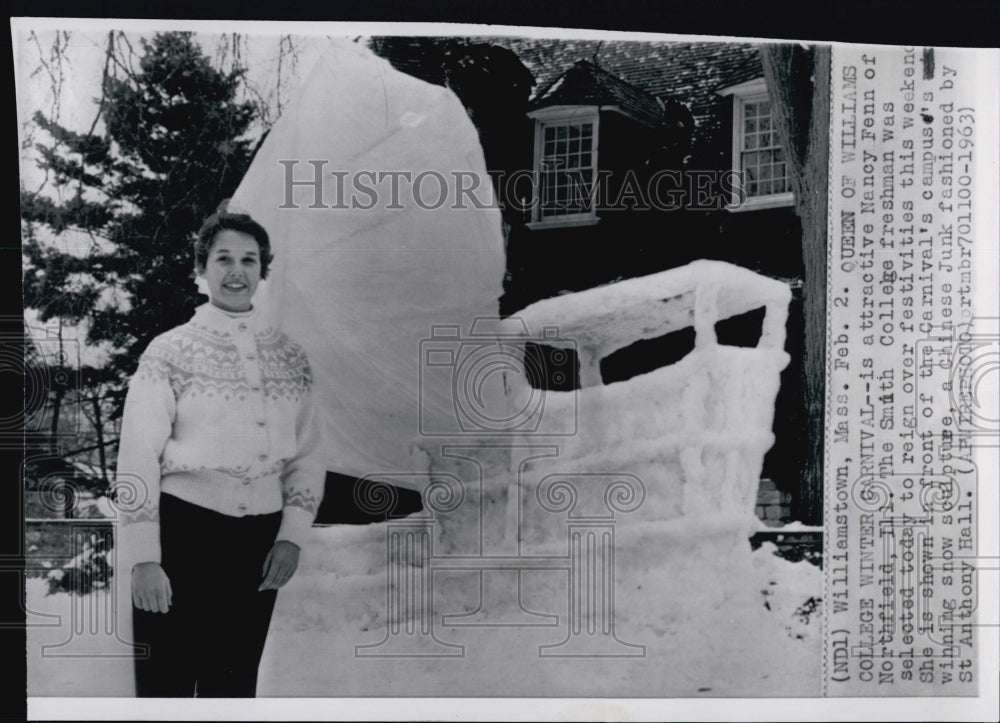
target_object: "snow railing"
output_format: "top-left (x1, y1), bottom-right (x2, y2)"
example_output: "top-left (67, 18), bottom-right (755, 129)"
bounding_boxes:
top-left (357, 261), bottom-right (794, 655)
top-left (512, 259), bottom-right (792, 387)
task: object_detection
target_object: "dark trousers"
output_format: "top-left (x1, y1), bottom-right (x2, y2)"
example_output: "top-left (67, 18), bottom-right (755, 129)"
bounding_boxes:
top-left (132, 493), bottom-right (282, 697)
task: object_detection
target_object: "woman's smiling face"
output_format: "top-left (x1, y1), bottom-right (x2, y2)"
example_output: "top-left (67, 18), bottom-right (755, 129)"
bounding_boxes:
top-left (199, 230), bottom-right (262, 312)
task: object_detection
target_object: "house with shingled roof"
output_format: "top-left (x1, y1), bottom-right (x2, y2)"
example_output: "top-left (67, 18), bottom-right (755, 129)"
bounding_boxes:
top-left (369, 36), bottom-right (813, 525)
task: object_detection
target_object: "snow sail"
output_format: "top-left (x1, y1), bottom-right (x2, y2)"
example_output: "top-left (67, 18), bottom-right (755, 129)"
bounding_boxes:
top-left (230, 38), bottom-right (507, 479)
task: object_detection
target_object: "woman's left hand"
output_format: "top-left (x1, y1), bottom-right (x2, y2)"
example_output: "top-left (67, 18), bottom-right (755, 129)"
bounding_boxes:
top-left (259, 540), bottom-right (301, 591)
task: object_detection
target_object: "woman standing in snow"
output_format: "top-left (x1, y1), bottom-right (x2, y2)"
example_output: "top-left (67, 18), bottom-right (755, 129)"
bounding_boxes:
top-left (115, 203), bottom-right (324, 697)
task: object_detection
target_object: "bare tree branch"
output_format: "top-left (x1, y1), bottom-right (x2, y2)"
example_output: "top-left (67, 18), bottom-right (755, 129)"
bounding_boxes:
top-left (85, 32), bottom-right (116, 138)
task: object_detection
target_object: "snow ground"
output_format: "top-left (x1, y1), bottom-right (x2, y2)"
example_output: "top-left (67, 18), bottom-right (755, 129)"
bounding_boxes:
top-left (27, 528), bottom-right (821, 699)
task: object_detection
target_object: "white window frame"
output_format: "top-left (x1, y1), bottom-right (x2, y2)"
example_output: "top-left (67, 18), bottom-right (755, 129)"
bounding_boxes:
top-left (719, 78), bottom-right (795, 212)
top-left (526, 105), bottom-right (601, 230)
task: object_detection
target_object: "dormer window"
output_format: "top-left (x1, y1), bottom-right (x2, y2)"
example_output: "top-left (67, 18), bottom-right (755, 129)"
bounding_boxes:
top-left (528, 106), bottom-right (601, 228)
top-left (719, 78), bottom-right (795, 211)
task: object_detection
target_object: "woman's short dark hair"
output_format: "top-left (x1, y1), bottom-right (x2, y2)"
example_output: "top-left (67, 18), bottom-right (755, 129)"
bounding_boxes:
top-left (194, 205), bottom-right (274, 279)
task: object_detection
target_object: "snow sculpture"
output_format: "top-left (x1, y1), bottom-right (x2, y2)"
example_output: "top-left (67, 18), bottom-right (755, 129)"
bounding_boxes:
top-left (381, 260), bottom-right (793, 652)
top-left (229, 38), bottom-right (507, 479)
top-left (507, 260), bottom-right (793, 627)
top-left (512, 259), bottom-right (791, 524)
top-left (222, 38), bottom-right (798, 690)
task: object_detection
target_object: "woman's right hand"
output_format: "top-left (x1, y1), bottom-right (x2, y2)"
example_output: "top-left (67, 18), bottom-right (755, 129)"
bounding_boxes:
top-left (132, 562), bottom-right (173, 613)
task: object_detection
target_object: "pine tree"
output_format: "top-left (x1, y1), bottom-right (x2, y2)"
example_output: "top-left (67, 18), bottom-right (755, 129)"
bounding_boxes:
top-left (22, 32), bottom-right (260, 414)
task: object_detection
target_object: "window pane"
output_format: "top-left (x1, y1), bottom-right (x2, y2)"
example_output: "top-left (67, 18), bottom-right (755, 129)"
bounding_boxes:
top-left (538, 118), bottom-right (597, 218)
top-left (737, 96), bottom-right (792, 200)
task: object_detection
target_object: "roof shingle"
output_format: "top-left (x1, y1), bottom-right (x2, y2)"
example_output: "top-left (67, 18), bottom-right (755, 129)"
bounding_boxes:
top-left (530, 59), bottom-right (665, 127)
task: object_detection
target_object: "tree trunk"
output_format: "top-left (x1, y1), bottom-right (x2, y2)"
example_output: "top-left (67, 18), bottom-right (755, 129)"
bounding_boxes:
top-left (49, 389), bottom-right (63, 456)
top-left (91, 394), bottom-right (108, 483)
top-left (761, 45), bottom-right (830, 524)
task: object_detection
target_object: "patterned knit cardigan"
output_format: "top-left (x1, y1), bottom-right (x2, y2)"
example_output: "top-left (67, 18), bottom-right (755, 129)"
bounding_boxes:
top-left (115, 303), bottom-right (325, 567)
